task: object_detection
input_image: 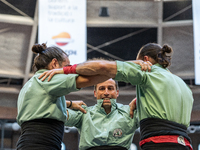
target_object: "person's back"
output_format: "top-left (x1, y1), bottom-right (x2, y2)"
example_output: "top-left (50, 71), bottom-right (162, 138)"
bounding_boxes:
top-left (137, 64), bottom-right (193, 127)
top-left (131, 43), bottom-right (194, 150)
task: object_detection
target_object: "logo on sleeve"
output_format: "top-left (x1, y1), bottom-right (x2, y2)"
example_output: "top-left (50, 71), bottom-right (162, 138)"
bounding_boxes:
top-left (113, 128), bottom-right (123, 137)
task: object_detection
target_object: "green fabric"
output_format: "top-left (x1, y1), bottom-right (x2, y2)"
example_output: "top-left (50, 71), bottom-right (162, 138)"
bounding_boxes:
top-left (66, 99), bottom-right (138, 150)
top-left (17, 69), bottom-right (79, 126)
top-left (114, 61), bottom-right (194, 127)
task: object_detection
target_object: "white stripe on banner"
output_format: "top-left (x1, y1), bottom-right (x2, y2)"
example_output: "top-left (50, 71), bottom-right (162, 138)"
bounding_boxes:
top-left (39, 0), bottom-right (86, 65)
top-left (193, 0), bottom-right (200, 85)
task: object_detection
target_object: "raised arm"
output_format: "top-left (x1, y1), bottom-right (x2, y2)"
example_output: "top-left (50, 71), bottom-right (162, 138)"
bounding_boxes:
top-left (38, 60), bottom-right (152, 85)
top-left (76, 60), bottom-right (117, 78)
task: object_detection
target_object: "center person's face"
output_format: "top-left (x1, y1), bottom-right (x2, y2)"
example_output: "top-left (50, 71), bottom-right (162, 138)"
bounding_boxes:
top-left (94, 79), bottom-right (119, 108)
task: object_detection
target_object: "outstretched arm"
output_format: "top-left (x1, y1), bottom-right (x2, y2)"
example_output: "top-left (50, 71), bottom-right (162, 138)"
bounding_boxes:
top-left (76, 60), bottom-right (117, 78)
top-left (38, 60), bottom-right (152, 81)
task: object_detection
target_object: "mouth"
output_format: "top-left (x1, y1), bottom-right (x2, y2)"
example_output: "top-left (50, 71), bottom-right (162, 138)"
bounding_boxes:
top-left (103, 98), bottom-right (111, 103)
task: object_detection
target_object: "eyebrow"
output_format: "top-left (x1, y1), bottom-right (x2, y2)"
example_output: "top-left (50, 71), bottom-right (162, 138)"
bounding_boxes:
top-left (98, 85), bottom-right (115, 88)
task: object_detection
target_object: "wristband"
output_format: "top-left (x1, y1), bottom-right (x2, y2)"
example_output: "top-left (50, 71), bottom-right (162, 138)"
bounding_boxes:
top-left (134, 98), bottom-right (137, 107)
top-left (63, 64), bottom-right (77, 74)
top-left (67, 100), bottom-right (72, 108)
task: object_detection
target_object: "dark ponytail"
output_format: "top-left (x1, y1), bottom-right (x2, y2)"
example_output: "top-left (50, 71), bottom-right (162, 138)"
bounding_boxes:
top-left (32, 43), bottom-right (47, 54)
top-left (157, 44), bottom-right (173, 68)
top-left (137, 43), bottom-right (173, 68)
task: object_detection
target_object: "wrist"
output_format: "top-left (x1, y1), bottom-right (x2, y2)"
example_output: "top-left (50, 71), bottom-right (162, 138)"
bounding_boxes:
top-left (134, 98), bottom-right (137, 108)
top-left (63, 64), bottom-right (77, 74)
top-left (67, 100), bottom-right (72, 108)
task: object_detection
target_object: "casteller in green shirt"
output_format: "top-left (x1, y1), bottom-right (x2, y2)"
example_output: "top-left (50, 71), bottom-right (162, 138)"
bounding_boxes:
top-left (17, 69), bottom-right (79, 126)
top-left (66, 99), bottom-right (139, 150)
top-left (114, 61), bottom-right (194, 127)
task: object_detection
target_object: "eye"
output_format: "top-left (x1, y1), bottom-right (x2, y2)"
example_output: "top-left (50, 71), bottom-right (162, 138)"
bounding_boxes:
top-left (99, 87), bottom-right (105, 90)
top-left (108, 86), bottom-right (114, 90)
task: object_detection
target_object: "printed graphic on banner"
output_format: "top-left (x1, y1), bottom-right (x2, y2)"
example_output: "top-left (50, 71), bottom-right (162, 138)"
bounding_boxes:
top-left (193, 0), bottom-right (200, 85)
top-left (52, 32), bottom-right (73, 46)
top-left (39, 0), bottom-right (86, 65)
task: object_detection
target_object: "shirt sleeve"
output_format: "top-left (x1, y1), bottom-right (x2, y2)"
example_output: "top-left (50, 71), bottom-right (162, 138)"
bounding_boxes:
top-left (114, 61), bottom-right (147, 85)
top-left (36, 74), bottom-right (80, 97)
top-left (65, 108), bottom-right (84, 128)
top-left (132, 109), bottom-right (139, 129)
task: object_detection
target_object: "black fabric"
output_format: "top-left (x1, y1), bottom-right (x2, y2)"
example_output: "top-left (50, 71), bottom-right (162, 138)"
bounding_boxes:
top-left (141, 142), bottom-right (190, 150)
top-left (16, 119), bottom-right (64, 150)
top-left (87, 146), bottom-right (127, 150)
top-left (140, 118), bottom-right (191, 143)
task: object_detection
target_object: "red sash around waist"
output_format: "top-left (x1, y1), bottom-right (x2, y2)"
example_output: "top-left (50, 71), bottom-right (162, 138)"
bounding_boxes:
top-left (139, 135), bottom-right (193, 150)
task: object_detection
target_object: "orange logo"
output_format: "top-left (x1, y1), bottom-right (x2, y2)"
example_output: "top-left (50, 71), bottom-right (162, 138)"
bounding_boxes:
top-left (52, 32), bottom-right (72, 46)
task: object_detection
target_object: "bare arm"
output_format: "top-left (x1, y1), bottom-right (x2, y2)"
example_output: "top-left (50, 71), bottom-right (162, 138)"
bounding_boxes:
top-left (76, 60), bottom-right (117, 78)
top-left (38, 60), bottom-right (116, 81)
top-left (38, 60), bottom-right (151, 83)
top-left (75, 75), bottom-right (110, 89)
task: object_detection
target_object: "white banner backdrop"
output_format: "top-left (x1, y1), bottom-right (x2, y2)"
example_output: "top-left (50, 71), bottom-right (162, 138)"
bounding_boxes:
top-left (193, 0), bottom-right (200, 85)
top-left (39, 0), bottom-right (86, 65)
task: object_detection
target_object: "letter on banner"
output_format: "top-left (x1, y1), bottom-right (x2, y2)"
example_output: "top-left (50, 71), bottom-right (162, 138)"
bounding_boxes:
top-left (38, 0), bottom-right (86, 65)
top-left (193, 0), bottom-right (200, 85)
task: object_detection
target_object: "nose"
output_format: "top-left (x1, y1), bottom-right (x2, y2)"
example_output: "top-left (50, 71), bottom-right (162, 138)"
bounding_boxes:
top-left (104, 88), bottom-right (109, 96)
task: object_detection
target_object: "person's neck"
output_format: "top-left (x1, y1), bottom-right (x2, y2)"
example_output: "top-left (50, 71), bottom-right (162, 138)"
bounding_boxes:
top-left (103, 106), bottom-right (111, 114)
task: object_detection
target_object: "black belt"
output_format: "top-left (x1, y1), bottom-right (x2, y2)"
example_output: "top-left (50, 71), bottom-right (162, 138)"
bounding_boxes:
top-left (87, 146), bottom-right (127, 150)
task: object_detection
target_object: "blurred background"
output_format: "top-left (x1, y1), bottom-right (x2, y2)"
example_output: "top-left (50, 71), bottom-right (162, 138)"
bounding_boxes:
top-left (0, 0), bottom-right (200, 150)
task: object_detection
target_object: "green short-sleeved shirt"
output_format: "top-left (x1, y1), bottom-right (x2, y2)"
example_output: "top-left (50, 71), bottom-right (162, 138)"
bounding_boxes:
top-left (114, 61), bottom-right (194, 127)
top-left (17, 69), bottom-right (80, 126)
top-left (66, 99), bottom-right (138, 150)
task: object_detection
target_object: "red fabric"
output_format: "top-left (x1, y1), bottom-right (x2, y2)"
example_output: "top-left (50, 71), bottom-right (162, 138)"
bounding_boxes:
top-left (63, 64), bottom-right (77, 74)
top-left (134, 99), bottom-right (137, 105)
top-left (139, 135), bottom-right (193, 150)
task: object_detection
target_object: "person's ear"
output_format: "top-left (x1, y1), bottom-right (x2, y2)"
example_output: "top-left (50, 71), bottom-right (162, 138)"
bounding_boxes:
top-left (51, 58), bottom-right (59, 69)
top-left (116, 90), bottom-right (119, 97)
top-left (144, 56), bottom-right (149, 62)
top-left (94, 90), bottom-right (97, 97)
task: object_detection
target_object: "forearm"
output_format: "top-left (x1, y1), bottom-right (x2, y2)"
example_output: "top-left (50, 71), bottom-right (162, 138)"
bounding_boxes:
top-left (76, 75), bottom-right (110, 89)
top-left (76, 60), bottom-right (117, 78)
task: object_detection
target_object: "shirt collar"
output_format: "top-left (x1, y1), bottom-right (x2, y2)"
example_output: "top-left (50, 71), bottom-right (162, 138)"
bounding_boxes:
top-left (154, 63), bottom-right (170, 72)
top-left (35, 69), bottom-right (48, 75)
top-left (96, 99), bottom-right (117, 112)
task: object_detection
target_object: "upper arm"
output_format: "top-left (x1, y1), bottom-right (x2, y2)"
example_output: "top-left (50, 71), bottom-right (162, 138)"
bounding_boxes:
top-left (39, 74), bottom-right (80, 96)
top-left (114, 61), bottom-right (146, 85)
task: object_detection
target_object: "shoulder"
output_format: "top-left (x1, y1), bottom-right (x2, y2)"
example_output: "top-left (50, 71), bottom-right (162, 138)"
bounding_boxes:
top-left (116, 103), bottom-right (130, 113)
